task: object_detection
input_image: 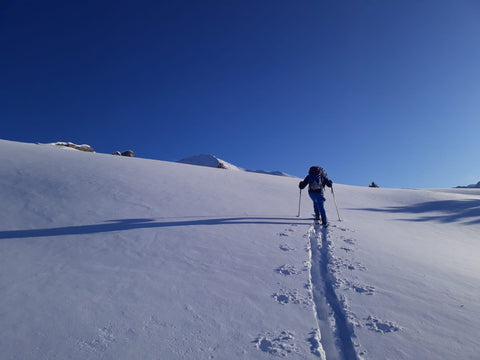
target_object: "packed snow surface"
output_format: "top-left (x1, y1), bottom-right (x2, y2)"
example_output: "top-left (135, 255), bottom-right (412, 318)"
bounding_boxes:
top-left (1, 139), bottom-right (479, 359)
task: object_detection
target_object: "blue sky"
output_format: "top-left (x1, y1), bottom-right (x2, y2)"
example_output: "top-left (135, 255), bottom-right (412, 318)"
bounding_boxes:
top-left (2, 0), bottom-right (479, 188)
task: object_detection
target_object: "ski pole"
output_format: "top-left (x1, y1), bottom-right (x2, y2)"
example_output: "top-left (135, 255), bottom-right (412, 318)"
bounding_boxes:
top-left (296, 189), bottom-right (302, 217)
top-left (331, 186), bottom-right (342, 221)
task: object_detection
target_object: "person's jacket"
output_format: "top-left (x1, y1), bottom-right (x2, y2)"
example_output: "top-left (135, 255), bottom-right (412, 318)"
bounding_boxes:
top-left (299, 173), bottom-right (332, 193)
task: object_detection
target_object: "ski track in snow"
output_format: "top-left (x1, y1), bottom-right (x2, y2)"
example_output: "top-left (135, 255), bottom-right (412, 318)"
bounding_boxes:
top-left (257, 221), bottom-right (368, 359)
top-left (307, 222), bottom-right (404, 360)
top-left (308, 223), bottom-right (360, 360)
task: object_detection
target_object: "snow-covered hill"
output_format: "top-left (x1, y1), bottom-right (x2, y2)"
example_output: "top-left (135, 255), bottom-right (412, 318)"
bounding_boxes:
top-left (1, 139), bottom-right (479, 359)
top-left (178, 153), bottom-right (293, 177)
top-left (457, 180), bottom-right (480, 188)
top-left (178, 154), bottom-right (242, 170)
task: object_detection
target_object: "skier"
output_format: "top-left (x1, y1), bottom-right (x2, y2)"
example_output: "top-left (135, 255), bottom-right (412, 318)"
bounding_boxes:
top-left (298, 166), bottom-right (333, 225)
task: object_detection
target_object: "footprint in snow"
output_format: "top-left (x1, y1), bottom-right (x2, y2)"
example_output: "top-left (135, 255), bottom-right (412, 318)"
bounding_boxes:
top-left (275, 264), bottom-right (301, 276)
top-left (348, 262), bottom-right (367, 271)
top-left (331, 258), bottom-right (366, 272)
top-left (254, 330), bottom-right (297, 356)
top-left (331, 224), bottom-right (354, 232)
top-left (352, 284), bottom-right (375, 295)
top-left (278, 227), bottom-right (296, 237)
top-left (279, 244), bottom-right (295, 252)
top-left (340, 280), bottom-right (375, 295)
top-left (365, 315), bottom-right (402, 333)
top-left (79, 326), bottom-right (115, 352)
top-left (272, 289), bottom-right (310, 306)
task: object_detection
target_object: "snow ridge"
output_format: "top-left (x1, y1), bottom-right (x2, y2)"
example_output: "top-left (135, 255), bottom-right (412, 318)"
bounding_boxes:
top-left (308, 224), bottom-right (359, 360)
top-left (177, 154), bottom-right (241, 170)
top-left (178, 153), bottom-right (293, 176)
top-left (456, 180), bottom-right (480, 188)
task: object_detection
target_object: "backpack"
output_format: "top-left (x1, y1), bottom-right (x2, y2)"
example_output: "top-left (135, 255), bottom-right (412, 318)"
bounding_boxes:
top-left (308, 166), bottom-right (325, 191)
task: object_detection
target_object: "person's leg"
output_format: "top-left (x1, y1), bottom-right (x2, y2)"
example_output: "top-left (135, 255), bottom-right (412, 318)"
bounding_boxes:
top-left (318, 194), bottom-right (327, 224)
top-left (309, 192), bottom-right (320, 219)
top-left (309, 192), bottom-right (326, 222)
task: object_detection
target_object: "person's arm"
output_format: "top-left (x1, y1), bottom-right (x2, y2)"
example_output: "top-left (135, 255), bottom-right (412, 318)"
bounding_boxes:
top-left (322, 175), bottom-right (333, 188)
top-left (299, 175), bottom-right (309, 189)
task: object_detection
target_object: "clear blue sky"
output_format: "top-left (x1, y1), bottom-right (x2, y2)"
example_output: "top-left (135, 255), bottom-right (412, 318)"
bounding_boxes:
top-left (2, 0), bottom-right (479, 188)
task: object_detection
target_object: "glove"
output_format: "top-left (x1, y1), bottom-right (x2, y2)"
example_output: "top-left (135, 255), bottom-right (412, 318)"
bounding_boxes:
top-left (326, 179), bottom-right (333, 188)
top-left (298, 181), bottom-right (303, 189)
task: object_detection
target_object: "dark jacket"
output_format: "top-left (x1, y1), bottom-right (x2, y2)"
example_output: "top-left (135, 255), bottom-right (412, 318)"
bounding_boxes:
top-left (299, 173), bottom-right (332, 193)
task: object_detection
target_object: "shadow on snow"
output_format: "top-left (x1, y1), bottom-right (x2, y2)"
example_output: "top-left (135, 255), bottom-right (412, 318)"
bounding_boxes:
top-left (353, 199), bottom-right (480, 225)
top-left (0, 217), bottom-right (311, 240)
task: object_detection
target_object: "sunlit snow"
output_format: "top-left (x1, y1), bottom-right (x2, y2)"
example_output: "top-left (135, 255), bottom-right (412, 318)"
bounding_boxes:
top-left (1, 139), bottom-right (479, 359)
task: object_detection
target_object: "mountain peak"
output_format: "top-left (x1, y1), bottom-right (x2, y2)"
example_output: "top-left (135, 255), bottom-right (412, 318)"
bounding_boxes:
top-left (177, 154), bottom-right (295, 177)
top-left (456, 180), bottom-right (480, 188)
top-left (177, 154), bottom-right (242, 170)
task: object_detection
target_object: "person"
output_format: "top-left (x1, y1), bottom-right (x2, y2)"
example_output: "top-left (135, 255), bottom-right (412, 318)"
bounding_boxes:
top-left (298, 166), bottom-right (333, 225)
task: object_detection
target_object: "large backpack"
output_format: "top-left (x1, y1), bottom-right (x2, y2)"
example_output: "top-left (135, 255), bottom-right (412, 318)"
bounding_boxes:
top-left (308, 166), bottom-right (325, 191)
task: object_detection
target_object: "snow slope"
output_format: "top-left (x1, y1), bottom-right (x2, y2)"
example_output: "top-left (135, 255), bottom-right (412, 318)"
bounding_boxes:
top-left (457, 180), bottom-right (480, 188)
top-left (178, 154), bottom-right (293, 177)
top-left (178, 154), bottom-right (243, 171)
top-left (1, 139), bottom-right (479, 359)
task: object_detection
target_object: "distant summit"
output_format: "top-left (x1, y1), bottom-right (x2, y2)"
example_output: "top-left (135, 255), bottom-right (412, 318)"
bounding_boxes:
top-left (456, 181), bottom-right (480, 188)
top-left (177, 154), bottom-right (293, 177)
top-left (245, 169), bottom-right (295, 177)
top-left (177, 154), bottom-right (242, 171)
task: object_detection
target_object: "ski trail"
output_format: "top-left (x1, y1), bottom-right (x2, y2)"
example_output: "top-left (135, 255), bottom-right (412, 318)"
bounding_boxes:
top-left (308, 225), bottom-right (338, 360)
top-left (308, 224), bottom-right (358, 360)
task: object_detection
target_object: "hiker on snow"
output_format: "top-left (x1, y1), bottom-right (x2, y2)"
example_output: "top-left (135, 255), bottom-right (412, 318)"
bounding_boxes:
top-left (299, 166), bottom-right (333, 225)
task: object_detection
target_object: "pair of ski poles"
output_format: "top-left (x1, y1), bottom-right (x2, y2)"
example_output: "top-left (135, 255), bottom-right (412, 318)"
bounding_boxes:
top-left (296, 186), bottom-right (342, 221)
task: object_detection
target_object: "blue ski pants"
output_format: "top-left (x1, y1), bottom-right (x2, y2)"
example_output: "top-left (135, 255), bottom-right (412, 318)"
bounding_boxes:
top-left (309, 191), bottom-right (327, 223)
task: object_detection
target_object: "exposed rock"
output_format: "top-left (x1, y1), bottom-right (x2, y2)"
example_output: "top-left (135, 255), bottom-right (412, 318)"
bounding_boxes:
top-left (121, 150), bottom-right (134, 157)
top-left (53, 142), bottom-right (94, 152)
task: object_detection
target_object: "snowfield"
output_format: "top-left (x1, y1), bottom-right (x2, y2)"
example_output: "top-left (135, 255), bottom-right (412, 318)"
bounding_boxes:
top-left (1, 139), bottom-right (479, 359)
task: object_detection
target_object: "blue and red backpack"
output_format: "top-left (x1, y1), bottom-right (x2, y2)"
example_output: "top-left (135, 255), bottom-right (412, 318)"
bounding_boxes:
top-left (308, 166), bottom-right (325, 191)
